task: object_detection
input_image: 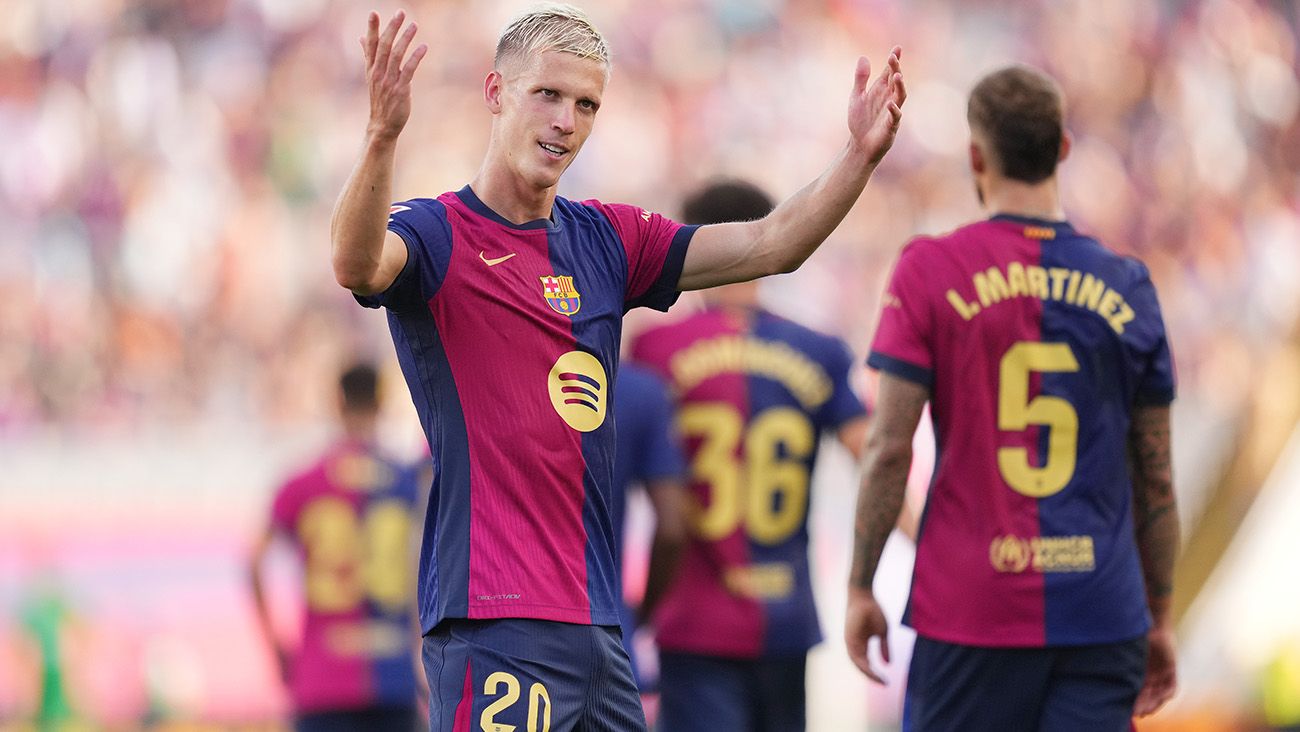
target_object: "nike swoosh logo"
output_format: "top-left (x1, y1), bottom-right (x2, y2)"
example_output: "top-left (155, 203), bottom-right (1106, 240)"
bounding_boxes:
top-left (479, 251), bottom-right (517, 267)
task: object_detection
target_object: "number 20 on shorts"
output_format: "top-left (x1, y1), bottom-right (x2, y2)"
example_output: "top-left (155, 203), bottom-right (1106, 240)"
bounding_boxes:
top-left (481, 672), bottom-right (551, 732)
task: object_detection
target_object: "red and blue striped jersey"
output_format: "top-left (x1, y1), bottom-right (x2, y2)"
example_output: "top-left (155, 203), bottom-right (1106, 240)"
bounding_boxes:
top-left (270, 440), bottom-right (422, 713)
top-left (632, 307), bottom-right (866, 658)
top-left (357, 186), bottom-right (696, 632)
top-left (868, 214), bottom-right (1176, 647)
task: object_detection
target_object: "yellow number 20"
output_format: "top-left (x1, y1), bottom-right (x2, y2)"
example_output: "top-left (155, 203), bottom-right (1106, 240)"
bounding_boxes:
top-left (480, 672), bottom-right (551, 732)
top-left (996, 341), bottom-right (1080, 498)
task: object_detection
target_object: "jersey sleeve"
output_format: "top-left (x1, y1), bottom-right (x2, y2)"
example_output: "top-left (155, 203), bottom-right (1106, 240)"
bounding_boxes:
top-left (637, 372), bottom-right (687, 483)
top-left (816, 337), bottom-right (869, 430)
top-left (866, 241), bottom-right (935, 388)
top-left (589, 202), bottom-right (698, 313)
top-left (354, 198), bottom-right (453, 312)
top-left (1126, 265), bottom-right (1177, 405)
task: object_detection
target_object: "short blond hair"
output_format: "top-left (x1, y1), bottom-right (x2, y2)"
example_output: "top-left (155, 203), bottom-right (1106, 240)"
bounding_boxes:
top-left (495, 3), bottom-right (610, 70)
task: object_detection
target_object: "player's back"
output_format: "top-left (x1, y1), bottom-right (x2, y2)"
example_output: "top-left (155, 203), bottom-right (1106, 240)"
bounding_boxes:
top-left (271, 441), bottom-right (422, 713)
top-left (868, 214), bottom-right (1175, 648)
top-left (633, 307), bottom-right (865, 658)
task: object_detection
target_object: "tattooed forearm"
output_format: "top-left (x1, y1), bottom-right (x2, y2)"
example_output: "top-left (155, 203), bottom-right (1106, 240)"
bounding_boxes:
top-left (1129, 404), bottom-right (1179, 624)
top-left (851, 443), bottom-right (911, 589)
top-left (849, 374), bottom-right (929, 591)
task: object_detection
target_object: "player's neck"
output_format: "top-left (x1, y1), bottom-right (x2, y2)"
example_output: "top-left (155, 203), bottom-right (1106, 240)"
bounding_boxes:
top-left (469, 163), bottom-right (558, 225)
top-left (982, 175), bottom-right (1066, 222)
top-left (341, 413), bottom-right (378, 447)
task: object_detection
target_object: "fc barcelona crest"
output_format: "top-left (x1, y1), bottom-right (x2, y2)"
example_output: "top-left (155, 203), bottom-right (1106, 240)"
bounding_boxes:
top-left (540, 275), bottom-right (581, 316)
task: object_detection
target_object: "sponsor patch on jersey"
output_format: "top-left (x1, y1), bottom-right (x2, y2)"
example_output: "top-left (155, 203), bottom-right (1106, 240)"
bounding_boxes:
top-left (540, 275), bottom-right (581, 315)
top-left (547, 350), bottom-right (607, 432)
top-left (990, 534), bottom-right (1095, 573)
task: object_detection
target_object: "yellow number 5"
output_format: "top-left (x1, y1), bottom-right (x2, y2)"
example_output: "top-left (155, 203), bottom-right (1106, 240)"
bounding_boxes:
top-left (997, 342), bottom-right (1080, 498)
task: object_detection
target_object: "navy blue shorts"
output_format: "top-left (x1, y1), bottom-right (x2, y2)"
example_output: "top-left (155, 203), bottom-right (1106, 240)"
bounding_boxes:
top-left (296, 705), bottom-right (422, 732)
top-left (904, 635), bottom-right (1147, 732)
top-left (422, 618), bottom-right (645, 731)
top-left (657, 651), bottom-right (806, 732)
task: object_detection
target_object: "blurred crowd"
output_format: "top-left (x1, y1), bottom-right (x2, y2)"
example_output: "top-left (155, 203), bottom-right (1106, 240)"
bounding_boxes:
top-left (1, 0), bottom-right (1297, 438)
top-left (2, 0), bottom-right (1300, 726)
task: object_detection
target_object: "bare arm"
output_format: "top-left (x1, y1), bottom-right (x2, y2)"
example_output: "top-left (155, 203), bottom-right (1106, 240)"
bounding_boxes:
top-left (677, 51), bottom-right (906, 291)
top-left (836, 414), bottom-right (869, 463)
top-left (841, 413), bottom-right (922, 541)
top-left (638, 477), bottom-right (690, 624)
top-left (331, 11), bottom-right (427, 296)
top-left (844, 373), bottom-right (928, 682)
top-left (1129, 404), bottom-right (1179, 716)
top-left (247, 525), bottom-right (288, 683)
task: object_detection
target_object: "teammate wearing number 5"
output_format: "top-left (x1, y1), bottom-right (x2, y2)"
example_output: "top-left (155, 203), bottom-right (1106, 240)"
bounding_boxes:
top-left (248, 363), bottom-right (426, 732)
top-left (846, 65), bottom-right (1179, 731)
top-left (632, 181), bottom-right (871, 732)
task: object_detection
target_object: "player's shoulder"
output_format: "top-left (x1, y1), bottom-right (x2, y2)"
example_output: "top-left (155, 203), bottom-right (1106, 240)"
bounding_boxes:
top-left (756, 309), bottom-right (853, 359)
top-left (271, 450), bottom-right (333, 508)
top-left (633, 308), bottom-right (707, 345)
top-left (1059, 228), bottom-right (1155, 286)
top-left (888, 224), bottom-right (978, 270)
top-left (391, 195), bottom-right (450, 216)
top-left (569, 197), bottom-right (674, 229)
top-left (387, 195), bottom-right (453, 237)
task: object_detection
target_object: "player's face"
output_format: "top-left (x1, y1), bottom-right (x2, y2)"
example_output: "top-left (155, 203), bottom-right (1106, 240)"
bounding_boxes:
top-left (494, 51), bottom-right (606, 191)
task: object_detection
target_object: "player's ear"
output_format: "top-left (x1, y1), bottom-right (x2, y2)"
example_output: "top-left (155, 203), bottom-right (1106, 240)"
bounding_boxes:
top-left (969, 141), bottom-right (986, 175)
top-left (1058, 130), bottom-right (1072, 163)
top-left (484, 70), bottom-right (504, 114)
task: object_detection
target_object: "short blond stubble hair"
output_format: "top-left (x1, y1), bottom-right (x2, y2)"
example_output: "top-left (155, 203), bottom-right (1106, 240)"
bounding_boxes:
top-left (494, 3), bottom-right (610, 72)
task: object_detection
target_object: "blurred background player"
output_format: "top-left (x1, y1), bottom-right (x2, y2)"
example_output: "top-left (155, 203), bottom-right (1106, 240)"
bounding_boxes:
top-left (631, 180), bottom-right (872, 732)
top-left (611, 358), bottom-right (688, 701)
top-left (330, 3), bottom-right (903, 730)
top-left (846, 65), bottom-right (1179, 731)
top-left (248, 362), bottom-right (426, 732)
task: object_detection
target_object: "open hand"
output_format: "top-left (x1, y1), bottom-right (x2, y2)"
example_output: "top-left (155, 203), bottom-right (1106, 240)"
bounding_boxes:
top-left (361, 10), bottom-right (428, 142)
top-left (1135, 626), bottom-right (1177, 716)
top-left (845, 586), bottom-right (892, 684)
top-left (846, 47), bottom-right (906, 166)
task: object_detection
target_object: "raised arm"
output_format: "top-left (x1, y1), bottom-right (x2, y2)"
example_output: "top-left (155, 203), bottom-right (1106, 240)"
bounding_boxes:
top-left (844, 372), bottom-right (928, 682)
top-left (331, 11), bottom-right (428, 296)
top-left (677, 49), bottom-right (906, 291)
top-left (1129, 404), bottom-right (1179, 716)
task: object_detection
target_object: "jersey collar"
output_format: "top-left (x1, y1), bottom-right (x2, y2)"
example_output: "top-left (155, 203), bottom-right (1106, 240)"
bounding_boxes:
top-left (456, 185), bottom-right (562, 231)
top-left (989, 212), bottom-right (1076, 236)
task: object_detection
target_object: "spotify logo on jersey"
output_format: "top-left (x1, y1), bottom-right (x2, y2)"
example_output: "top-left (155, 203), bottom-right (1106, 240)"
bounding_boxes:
top-left (548, 351), bottom-right (607, 432)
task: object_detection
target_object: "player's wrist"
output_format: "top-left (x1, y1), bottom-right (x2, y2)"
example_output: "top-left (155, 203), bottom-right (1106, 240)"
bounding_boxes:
top-left (846, 582), bottom-right (877, 601)
top-left (844, 137), bottom-right (881, 173)
top-left (365, 124), bottom-right (403, 148)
